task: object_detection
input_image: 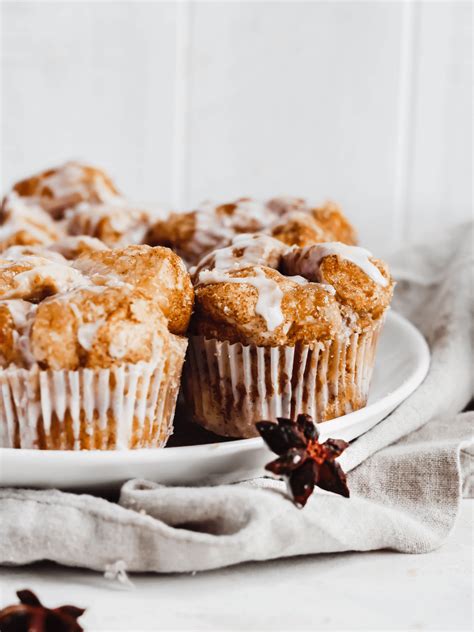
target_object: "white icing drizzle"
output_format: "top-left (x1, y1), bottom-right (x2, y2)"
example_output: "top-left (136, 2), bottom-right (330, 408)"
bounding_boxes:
top-left (196, 233), bottom-right (288, 276)
top-left (77, 319), bottom-right (106, 351)
top-left (195, 235), bottom-right (341, 332)
top-left (108, 330), bottom-right (129, 359)
top-left (282, 242), bottom-right (389, 287)
top-left (1, 245), bottom-right (67, 264)
top-left (0, 219), bottom-right (54, 244)
top-left (3, 262), bottom-right (89, 299)
top-left (198, 267), bottom-right (285, 331)
top-left (67, 202), bottom-right (150, 246)
top-left (48, 235), bottom-right (109, 258)
top-left (38, 161), bottom-right (120, 204)
top-left (184, 199), bottom-right (279, 261)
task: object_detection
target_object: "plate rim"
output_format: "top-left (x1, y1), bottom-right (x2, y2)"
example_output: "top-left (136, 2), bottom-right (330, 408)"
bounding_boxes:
top-left (0, 310), bottom-right (430, 463)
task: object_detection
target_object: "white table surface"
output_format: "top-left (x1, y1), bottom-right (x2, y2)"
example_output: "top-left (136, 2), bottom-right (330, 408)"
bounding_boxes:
top-left (0, 500), bottom-right (472, 631)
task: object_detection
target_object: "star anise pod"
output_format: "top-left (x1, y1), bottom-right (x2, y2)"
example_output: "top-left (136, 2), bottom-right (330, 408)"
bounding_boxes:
top-left (256, 414), bottom-right (350, 507)
top-left (0, 589), bottom-right (85, 632)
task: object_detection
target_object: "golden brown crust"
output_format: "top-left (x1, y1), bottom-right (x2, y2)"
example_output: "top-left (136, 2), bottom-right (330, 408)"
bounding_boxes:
top-left (147, 211), bottom-right (198, 260)
top-left (67, 203), bottom-right (152, 247)
top-left (192, 235), bottom-right (393, 346)
top-left (0, 304), bottom-right (18, 366)
top-left (318, 255), bottom-right (393, 328)
top-left (271, 211), bottom-right (332, 247)
top-left (147, 198), bottom-right (278, 265)
top-left (0, 196), bottom-right (63, 252)
top-left (12, 162), bottom-right (120, 219)
top-left (310, 201), bottom-right (358, 245)
top-left (192, 233), bottom-right (289, 281)
top-left (193, 266), bottom-right (342, 346)
top-left (30, 286), bottom-right (170, 370)
top-left (0, 241), bottom-right (193, 369)
top-left (270, 202), bottom-right (357, 248)
top-left (48, 235), bottom-right (109, 260)
top-left (74, 245), bottom-right (194, 335)
top-left (0, 256), bottom-right (88, 302)
top-left (266, 196), bottom-right (308, 215)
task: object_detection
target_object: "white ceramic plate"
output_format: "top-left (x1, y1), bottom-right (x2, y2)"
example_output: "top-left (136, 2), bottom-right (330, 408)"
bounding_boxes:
top-left (0, 311), bottom-right (429, 492)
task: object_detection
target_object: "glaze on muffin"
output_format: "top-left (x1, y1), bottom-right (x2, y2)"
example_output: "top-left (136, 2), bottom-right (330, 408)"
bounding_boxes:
top-left (184, 234), bottom-right (393, 437)
top-left (0, 242), bottom-right (193, 450)
top-left (11, 161), bottom-right (121, 219)
top-left (148, 198), bottom-right (279, 265)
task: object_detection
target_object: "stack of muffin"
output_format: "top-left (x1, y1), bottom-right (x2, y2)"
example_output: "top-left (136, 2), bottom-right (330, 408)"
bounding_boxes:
top-left (0, 162), bottom-right (393, 449)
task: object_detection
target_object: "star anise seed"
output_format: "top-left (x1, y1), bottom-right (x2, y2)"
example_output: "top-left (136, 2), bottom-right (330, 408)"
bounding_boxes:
top-left (256, 413), bottom-right (350, 507)
top-left (0, 589), bottom-right (85, 632)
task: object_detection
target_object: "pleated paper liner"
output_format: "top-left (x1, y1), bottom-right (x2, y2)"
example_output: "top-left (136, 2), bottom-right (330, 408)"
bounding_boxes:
top-left (184, 320), bottom-right (383, 438)
top-left (0, 336), bottom-right (187, 450)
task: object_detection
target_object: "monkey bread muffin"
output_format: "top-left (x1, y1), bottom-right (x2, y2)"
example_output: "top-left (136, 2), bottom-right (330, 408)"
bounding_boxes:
top-left (0, 194), bottom-right (63, 252)
top-left (0, 244), bottom-right (193, 450)
top-left (147, 197), bottom-right (279, 266)
top-left (269, 200), bottom-right (358, 248)
top-left (184, 234), bottom-right (393, 437)
top-left (66, 201), bottom-right (162, 248)
top-left (11, 161), bottom-right (121, 219)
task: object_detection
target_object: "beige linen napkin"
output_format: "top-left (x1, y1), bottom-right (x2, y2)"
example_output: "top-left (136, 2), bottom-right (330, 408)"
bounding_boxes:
top-left (0, 223), bottom-right (472, 573)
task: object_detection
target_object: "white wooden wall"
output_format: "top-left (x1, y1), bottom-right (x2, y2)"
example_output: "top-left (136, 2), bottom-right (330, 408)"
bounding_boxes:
top-left (1, 1), bottom-right (472, 254)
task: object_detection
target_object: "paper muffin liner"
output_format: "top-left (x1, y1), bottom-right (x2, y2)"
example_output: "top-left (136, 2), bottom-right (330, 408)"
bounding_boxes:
top-left (0, 336), bottom-right (187, 450)
top-left (184, 320), bottom-right (384, 438)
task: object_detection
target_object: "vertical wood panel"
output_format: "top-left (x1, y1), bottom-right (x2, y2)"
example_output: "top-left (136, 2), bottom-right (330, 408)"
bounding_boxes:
top-left (405, 0), bottom-right (472, 243)
top-left (185, 1), bottom-right (405, 252)
top-left (1, 1), bottom-right (178, 202)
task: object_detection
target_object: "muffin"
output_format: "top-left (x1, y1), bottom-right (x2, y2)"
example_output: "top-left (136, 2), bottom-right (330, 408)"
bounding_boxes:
top-left (48, 235), bottom-right (110, 260)
top-left (66, 201), bottom-right (160, 248)
top-left (10, 161), bottom-right (121, 219)
top-left (184, 234), bottom-right (393, 437)
top-left (269, 200), bottom-right (358, 247)
top-left (0, 244), bottom-right (193, 449)
top-left (147, 197), bottom-right (279, 266)
top-left (0, 194), bottom-right (63, 252)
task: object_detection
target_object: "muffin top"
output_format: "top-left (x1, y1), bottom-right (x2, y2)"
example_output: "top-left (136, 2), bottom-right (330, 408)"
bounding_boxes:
top-left (0, 244), bottom-right (193, 370)
top-left (192, 234), bottom-right (393, 346)
top-left (269, 201), bottom-right (357, 248)
top-left (73, 244), bottom-right (194, 335)
top-left (10, 161), bottom-right (121, 219)
top-left (66, 200), bottom-right (161, 248)
top-left (147, 197), bottom-right (279, 266)
top-left (0, 194), bottom-right (63, 252)
top-left (148, 197), bottom-right (358, 266)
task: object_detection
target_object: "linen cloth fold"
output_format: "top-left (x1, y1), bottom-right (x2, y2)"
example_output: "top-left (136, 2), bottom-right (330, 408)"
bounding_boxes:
top-left (0, 224), bottom-right (472, 573)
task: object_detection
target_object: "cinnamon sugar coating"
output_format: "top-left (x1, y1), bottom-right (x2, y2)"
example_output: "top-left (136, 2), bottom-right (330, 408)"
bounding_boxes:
top-left (193, 265), bottom-right (342, 346)
top-left (74, 245), bottom-right (193, 335)
top-left (0, 255), bottom-right (88, 302)
top-left (0, 195), bottom-right (63, 252)
top-left (318, 255), bottom-right (393, 328)
top-left (11, 161), bottom-right (120, 219)
top-left (48, 235), bottom-right (109, 260)
top-left (266, 196), bottom-right (308, 215)
top-left (0, 300), bottom-right (36, 367)
top-left (147, 211), bottom-right (200, 261)
top-left (192, 233), bottom-right (288, 281)
top-left (270, 211), bottom-right (332, 247)
top-left (148, 198), bottom-right (278, 265)
top-left (270, 202), bottom-right (357, 248)
top-left (280, 245), bottom-right (393, 330)
top-left (310, 201), bottom-right (358, 245)
top-left (0, 243), bottom-right (193, 370)
top-left (66, 202), bottom-right (154, 248)
top-left (30, 286), bottom-right (170, 370)
top-left (192, 237), bottom-right (393, 346)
